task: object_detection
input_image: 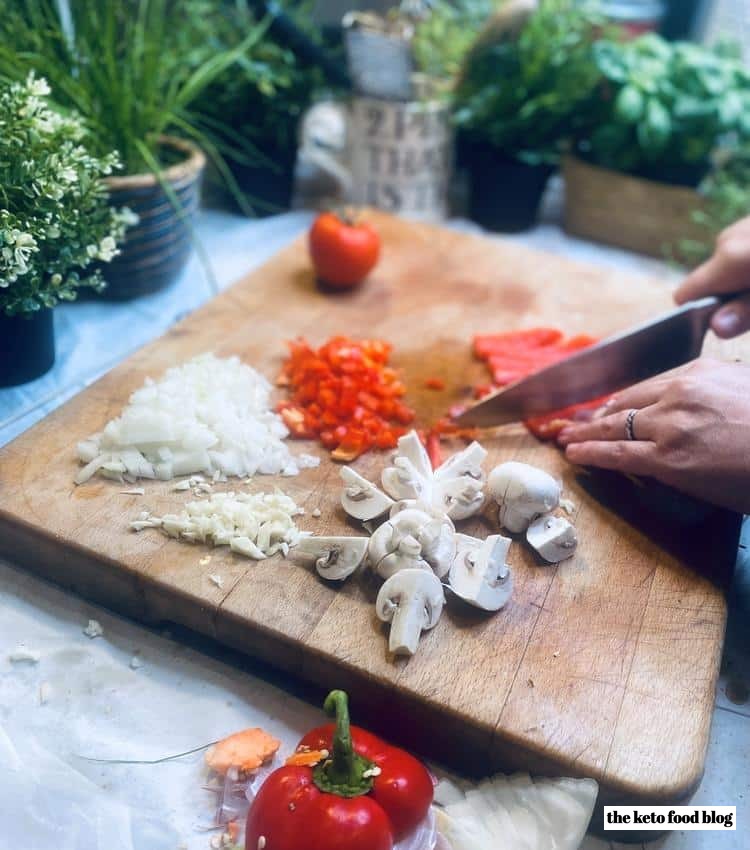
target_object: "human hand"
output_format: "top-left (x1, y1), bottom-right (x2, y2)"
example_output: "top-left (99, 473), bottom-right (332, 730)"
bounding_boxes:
top-left (558, 358), bottom-right (750, 514)
top-left (675, 216), bottom-right (750, 338)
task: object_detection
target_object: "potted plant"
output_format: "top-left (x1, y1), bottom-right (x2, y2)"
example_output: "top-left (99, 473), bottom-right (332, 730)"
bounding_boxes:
top-left (0, 0), bottom-right (265, 298)
top-left (675, 143), bottom-right (750, 267)
top-left (0, 76), bottom-right (129, 386)
top-left (450, 0), bottom-right (602, 232)
top-left (188, 0), bottom-right (330, 215)
top-left (565, 34), bottom-right (750, 255)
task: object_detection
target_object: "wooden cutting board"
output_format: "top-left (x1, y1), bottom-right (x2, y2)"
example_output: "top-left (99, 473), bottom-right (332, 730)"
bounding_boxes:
top-left (0, 213), bottom-right (742, 808)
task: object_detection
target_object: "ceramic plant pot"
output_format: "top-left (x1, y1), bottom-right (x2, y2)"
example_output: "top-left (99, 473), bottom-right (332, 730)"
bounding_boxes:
top-left (101, 136), bottom-right (206, 299)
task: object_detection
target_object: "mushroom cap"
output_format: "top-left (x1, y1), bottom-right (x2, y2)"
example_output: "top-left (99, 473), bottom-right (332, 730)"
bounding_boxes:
top-left (295, 536), bottom-right (370, 580)
top-left (449, 534), bottom-right (513, 611)
top-left (488, 461), bottom-right (561, 533)
top-left (527, 515), bottom-right (578, 563)
top-left (340, 467), bottom-right (394, 521)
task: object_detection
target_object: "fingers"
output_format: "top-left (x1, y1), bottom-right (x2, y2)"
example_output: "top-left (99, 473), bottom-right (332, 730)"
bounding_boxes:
top-left (710, 292), bottom-right (750, 339)
top-left (675, 223), bottom-right (750, 305)
top-left (592, 360), bottom-right (705, 418)
top-left (564, 440), bottom-right (658, 477)
top-left (558, 406), bottom-right (655, 446)
top-left (593, 379), bottom-right (668, 417)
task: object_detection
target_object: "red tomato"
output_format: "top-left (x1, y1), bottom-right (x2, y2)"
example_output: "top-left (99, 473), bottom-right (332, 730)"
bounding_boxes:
top-left (309, 212), bottom-right (380, 289)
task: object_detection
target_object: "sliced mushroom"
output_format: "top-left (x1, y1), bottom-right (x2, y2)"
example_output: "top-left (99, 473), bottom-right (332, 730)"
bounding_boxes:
top-left (449, 534), bottom-right (513, 611)
top-left (295, 536), bottom-right (370, 581)
top-left (380, 431), bottom-right (433, 501)
top-left (367, 510), bottom-right (435, 579)
top-left (340, 467), bottom-right (394, 521)
top-left (417, 516), bottom-right (457, 579)
top-left (393, 430), bottom-right (433, 483)
top-left (434, 476), bottom-right (485, 521)
top-left (488, 462), bottom-right (561, 533)
top-left (527, 515), bottom-right (578, 563)
top-left (434, 441), bottom-right (487, 483)
top-left (368, 508), bottom-right (455, 579)
top-left (376, 569), bottom-right (445, 656)
top-left (381, 457), bottom-right (429, 501)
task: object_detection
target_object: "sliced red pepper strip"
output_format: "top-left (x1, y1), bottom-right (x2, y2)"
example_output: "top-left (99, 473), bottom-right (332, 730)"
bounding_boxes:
top-left (472, 328), bottom-right (611, 441)
top-left (425, 431), bottom-right (443, 470)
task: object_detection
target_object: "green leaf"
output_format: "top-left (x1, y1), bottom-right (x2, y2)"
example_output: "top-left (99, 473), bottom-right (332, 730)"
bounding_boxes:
top-left (614, 85), bottom-right (645, 124)
top-left (638, 98), bottom-right (672, 156)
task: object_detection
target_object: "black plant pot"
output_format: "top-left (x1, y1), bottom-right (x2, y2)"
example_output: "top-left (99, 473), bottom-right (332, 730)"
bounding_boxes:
top-left (99, 137), bottom-right (206, 300)
top-left (463, 140), bottom-right (554, 233)
top-left (0, 308), bottom-right (55, 387)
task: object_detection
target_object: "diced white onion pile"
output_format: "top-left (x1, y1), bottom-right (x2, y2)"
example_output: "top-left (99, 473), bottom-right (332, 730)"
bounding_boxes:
top-left (75, 353), bottom-right (319, 485)
top-left (130, 490), bottom-right (304, 559)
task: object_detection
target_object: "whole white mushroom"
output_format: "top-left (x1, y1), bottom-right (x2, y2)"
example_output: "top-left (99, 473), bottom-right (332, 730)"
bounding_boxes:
top-left (488, 462), bottom-right (561, 533)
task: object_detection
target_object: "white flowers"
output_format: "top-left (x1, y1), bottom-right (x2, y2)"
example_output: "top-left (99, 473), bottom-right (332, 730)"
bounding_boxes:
top-left (27, 76), bottom-right (51, 97)
top-left (0, 74), bottom-right (131, 314)
top-left (0, 228), bottom-right (38, 282)
top-left (96, 236), bottom-right (118, 262)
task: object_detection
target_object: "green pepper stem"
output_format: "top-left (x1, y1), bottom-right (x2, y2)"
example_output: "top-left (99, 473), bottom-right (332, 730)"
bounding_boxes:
top-left (326, 690), bottom-right (355, 777)
top-left (312, 690), bottom-right (376, 798)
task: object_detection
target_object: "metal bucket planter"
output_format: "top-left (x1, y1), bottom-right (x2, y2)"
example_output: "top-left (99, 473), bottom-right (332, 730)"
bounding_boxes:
top-left (101, 137), bottom-right (206, 299)
top-left (0, 308), bottom-right (55, 387)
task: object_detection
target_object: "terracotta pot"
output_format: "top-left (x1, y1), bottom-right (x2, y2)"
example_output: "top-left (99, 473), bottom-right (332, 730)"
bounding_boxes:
top-left (101, 136), bottom-right (206, 299)
top-left (562, 155), bottom-right (705, 258)
top-left (0, 308), bottom-right (55, 387)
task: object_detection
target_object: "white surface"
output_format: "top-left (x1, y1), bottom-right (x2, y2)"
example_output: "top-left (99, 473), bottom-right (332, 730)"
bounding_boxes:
top-left (1, 204), bottom-right (747, 849)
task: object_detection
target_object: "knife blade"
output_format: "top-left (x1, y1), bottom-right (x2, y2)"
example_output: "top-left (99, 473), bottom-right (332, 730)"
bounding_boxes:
top-left (455, 296), bottom-right (723, 428)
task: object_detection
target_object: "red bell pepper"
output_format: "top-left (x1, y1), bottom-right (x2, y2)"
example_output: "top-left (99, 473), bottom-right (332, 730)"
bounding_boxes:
top-left (245, 691), bottom-right (434, 850)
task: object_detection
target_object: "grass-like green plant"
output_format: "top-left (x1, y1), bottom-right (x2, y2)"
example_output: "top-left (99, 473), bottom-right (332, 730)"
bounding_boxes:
top-left (0, 75), bottom-right (131, 316)
top-left (0, 0), bottom-right (267, 189)
top-left (185, 0), bottom-right (331, 210)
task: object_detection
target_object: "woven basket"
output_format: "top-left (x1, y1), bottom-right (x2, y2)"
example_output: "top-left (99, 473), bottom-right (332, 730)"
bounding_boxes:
top-left (101, 136), bottom-right (206, 299)
top-left (563, 155), bottom-right (705, 258)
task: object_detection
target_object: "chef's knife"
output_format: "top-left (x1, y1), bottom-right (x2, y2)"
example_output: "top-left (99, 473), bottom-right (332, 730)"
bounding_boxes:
top-left (455, 296), bottom-right (727, 427)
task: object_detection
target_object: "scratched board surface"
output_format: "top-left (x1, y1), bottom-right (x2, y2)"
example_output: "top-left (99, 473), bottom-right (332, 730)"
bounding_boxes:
top-left (0, 213), bottom-right (742, 807)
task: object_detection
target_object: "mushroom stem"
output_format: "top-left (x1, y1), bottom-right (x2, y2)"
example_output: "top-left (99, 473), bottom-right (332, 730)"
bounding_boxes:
top-left (388, 595), bottom-right (427, 655)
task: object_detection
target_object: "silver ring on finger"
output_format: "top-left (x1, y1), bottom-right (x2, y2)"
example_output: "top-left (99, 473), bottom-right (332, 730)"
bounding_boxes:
top-left (625, 409), bottom-right (638, 441)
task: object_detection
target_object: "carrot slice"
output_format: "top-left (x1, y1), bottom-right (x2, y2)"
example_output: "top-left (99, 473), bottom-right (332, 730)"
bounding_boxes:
top-left (205, 728), bottom-right (281, 776)
top-left (285, 748), bottom-right (329, 767)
